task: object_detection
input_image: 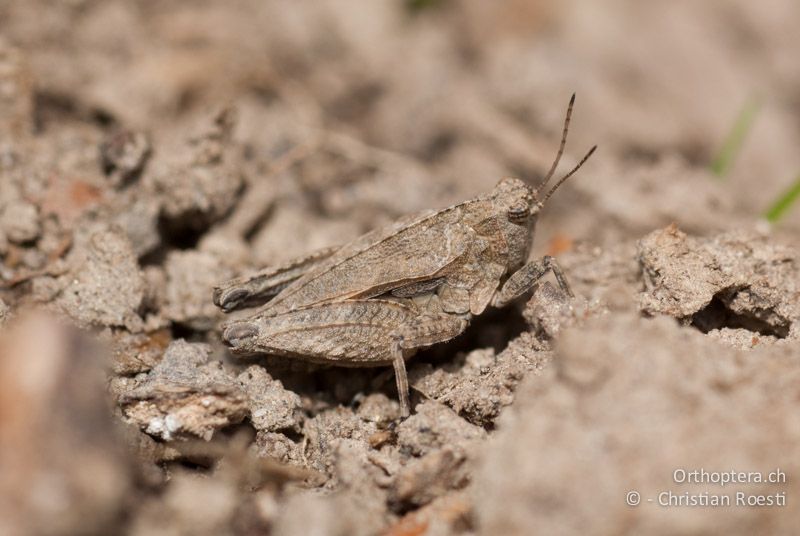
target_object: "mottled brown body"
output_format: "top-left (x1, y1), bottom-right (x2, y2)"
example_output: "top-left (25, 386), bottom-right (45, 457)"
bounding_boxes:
top-left (214, 95), bottom-right (595, 417)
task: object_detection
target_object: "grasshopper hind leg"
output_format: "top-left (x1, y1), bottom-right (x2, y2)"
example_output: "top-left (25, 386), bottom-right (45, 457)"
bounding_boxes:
top-left (391, 313), bottom-right (470, 417)
top-left (221, 298), bottom-right (469, 418)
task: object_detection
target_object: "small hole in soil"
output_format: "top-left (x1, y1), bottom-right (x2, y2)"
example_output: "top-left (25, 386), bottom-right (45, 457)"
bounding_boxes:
top-left (690, 295), bottom-right (789, 338)
top-left (419, 305), bottom-right (527, 363)
top-left (157, 212), bottom-right (208, 250)
top-left (90, 108), bottom-right (116, 127)
top-left (167, 458), bottom-right (215, 473)
top-left (170, 322), bottom-right (203, 342)
top-left (280, 428), bottom-right (304, 443)
top-left (33, 91), bottom-right (118, 132)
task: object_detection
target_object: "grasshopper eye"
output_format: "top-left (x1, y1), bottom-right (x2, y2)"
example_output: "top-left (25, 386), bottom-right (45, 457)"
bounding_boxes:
top-left (507, 204), bottom-right (530, 223)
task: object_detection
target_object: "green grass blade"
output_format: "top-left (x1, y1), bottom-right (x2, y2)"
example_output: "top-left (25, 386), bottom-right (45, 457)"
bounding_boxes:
top-left (711, 97), bottom-right (761, 178)
top-left (764, 175), bottom-right (800, 224)
top-left (406, 0), bottom-right (443, 12)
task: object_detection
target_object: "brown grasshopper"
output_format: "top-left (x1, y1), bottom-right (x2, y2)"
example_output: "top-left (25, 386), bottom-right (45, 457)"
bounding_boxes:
top-left (213, 95), bottom-right (595, 417)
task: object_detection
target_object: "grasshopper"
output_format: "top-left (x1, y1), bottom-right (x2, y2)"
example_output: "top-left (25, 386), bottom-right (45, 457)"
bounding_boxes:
top-left (214, 95), bottom-right (595, 417)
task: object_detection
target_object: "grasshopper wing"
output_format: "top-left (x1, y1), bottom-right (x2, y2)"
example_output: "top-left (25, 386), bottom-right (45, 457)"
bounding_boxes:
top-left (262, 200), bottom-right (488, 314)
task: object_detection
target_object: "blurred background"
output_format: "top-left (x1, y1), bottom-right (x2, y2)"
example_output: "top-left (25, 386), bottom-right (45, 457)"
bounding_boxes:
top-left (2, 0), bottom-right (799, 252)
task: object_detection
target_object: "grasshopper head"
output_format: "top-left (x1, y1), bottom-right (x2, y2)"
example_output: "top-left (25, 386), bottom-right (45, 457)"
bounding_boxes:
top-left (492, 95), bottom-right (596, 271)
top-left (493, 177), bottom-right (537, 224)
top-left (491, 177), bottom-right (539, 272)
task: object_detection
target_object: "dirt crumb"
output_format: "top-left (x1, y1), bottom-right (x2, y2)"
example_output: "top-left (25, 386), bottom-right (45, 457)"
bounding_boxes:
top-left (149, 108), bottom-right (244, 238)
top-left (109, 328), bottom-right (171, 375)
top-left (99, 129), bottom-right (151, 187)
top-left (390, 445), bottom-right (470, 509)
top-left (238, 365), bottom-right (304, 434)
top-left (410, 333), bottom-right (550, 426)
top-left (0, 200), bottom-right (40, 244)
top-left (111, 196), bottom-right (161, 258)
top-left (55, 228), bottom-right (145, 331)
top-left (119, 340), bottom-right (248, 441)
top-left (301, 407), bottom-right (380, 477)
top-left (560, 241), bottom-right (641, 312)
top-left (638, 226), bottom-right (799, 339)
top-left (356, 392), bottom-right (401, 424)
top-left (397, 401), bottom-right (486, 457)
top-left (163, 248), bottom-right (237, 330)
top-left (254, 431), bottom-right (305, 466)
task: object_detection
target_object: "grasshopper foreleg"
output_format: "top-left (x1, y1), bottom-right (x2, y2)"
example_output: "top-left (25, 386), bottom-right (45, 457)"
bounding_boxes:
top-left (493, 255), bottom-right (573, 308)
top-left (213, 245), bottom-right (340, 312)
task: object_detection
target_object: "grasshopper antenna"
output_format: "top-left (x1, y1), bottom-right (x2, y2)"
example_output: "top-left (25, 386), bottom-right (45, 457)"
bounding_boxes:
top-left (535, 93), bottom-right (575, 195)
top-left (539, 144), bottom-right (597, 205)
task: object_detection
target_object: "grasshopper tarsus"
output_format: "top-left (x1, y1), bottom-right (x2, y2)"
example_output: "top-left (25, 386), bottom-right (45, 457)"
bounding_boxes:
top-left (544, 255), bottom-right (575, 298)
top-left (215, 95), bottom-right (595, 417)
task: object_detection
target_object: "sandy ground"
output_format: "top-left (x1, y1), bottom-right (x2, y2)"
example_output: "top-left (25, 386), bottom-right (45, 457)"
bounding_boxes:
top-left (1, 1), bottom-right (799, 535)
